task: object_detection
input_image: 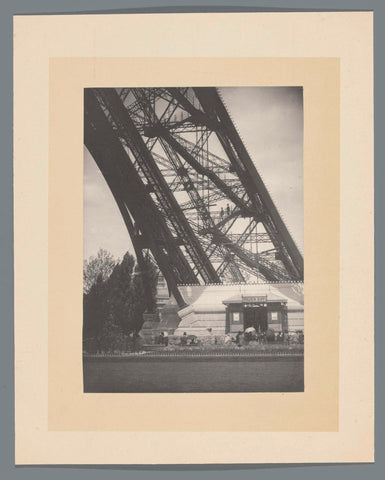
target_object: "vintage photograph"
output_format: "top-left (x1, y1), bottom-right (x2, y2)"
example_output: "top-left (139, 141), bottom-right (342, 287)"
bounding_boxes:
top-left (82, 87), bottom-right (304, 392)
top-left (13, 10), bottom-right (373, 465)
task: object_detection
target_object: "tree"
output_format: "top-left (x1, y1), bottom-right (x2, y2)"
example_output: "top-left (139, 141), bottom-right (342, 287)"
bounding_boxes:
top-left (128, 267), bottom-right (147, 334)
top-left (126, 257), bottom-right (159, 333)
top-left (83, 250), bottom-right (160, 351)
top-left (83, 248), bottom-right (117, 294)
top-left (83, 273), bottom-right (109, 340)
top-left (106, 252), bottom-right (136, 334)
top-left (139, 255), bottom-right (159, 314)
top-left (98, 316), bottom-right (126, 353)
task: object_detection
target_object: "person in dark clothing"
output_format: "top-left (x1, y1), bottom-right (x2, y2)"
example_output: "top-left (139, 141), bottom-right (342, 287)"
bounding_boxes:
top-left (226, 203), bottom-right (231, 216)
top-left (181, 332), bottom-right (188, 346)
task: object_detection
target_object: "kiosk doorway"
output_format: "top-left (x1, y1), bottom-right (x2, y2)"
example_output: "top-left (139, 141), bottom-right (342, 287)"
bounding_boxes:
top-left (243, 305), bottom-right (268, 332)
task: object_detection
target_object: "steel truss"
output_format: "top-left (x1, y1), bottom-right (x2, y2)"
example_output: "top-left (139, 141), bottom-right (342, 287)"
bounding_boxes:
top-left (84, 87), bottom-right (303, 307)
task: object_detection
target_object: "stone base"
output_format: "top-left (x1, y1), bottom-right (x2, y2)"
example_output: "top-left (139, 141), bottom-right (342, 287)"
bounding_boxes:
top-left (140, 304), bottom-right (182, 342)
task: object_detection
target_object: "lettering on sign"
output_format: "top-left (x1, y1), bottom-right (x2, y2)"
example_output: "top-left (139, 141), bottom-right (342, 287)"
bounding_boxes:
top-left (242, 295), bottom-right (267, 303)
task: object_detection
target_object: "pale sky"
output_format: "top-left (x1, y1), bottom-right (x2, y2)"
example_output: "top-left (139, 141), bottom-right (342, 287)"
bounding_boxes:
top-left (84, 87), bottom-right (303, 262)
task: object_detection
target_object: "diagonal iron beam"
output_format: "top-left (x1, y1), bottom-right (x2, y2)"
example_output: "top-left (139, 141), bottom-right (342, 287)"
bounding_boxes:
top-left (194, 87), bottom-right (303, 281)
top-left (97, 88), bottom-right (221, 284)
top-left (145, 125), bottom-right (252, 213)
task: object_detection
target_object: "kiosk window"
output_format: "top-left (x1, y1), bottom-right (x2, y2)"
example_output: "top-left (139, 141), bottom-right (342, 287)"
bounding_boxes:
top-left (232, 312), bottom-right (240, 323)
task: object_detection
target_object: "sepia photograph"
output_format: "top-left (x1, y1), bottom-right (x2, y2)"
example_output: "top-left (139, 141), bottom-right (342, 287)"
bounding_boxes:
top-left (13, 9), bottom-right (374, 465)
top-left (82, 86), bottom-right (304, 393)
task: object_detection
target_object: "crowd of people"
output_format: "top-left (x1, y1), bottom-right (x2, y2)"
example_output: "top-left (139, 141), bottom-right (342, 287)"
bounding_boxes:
top-left (235, 328), bottom-right (303, 345)
top-left (152, 328), bottom-right (304, 348)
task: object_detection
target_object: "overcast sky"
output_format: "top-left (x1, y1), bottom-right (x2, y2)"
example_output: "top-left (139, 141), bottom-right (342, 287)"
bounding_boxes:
top-left (84, 87), bottom-right (303, 261)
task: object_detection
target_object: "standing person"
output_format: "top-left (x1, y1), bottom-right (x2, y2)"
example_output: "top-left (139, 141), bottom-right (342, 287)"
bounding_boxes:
top-left (236, 331), bottom-right (242, 347)
top-left (226, 203), bottom-right (231, 216)
top-left (220, 207), bottom-right (224, 219)
top-left (163, 331), bottom-right (169, 346)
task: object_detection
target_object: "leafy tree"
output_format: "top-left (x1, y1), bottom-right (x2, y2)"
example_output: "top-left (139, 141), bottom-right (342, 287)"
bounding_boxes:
top-left (125, 257), bottom-right (159, 333)
top-left (107, 252), bottom-right (136, 334)
top-left (83, 250), bottom-right (160, 351)
top-left (98, 316), bottom-right (127, 353)
top-left (83, 273), bottom-right (109, 340)
top-left (138, 256), bottom-right (159, 314)
top-left (83, 248), bottom-right (117, 294)
top-left (128, 268), bottom-right (147, 334)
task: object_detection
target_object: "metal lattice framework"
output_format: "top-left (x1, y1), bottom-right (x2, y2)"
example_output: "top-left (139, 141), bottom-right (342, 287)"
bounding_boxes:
top-left (84, 87), bottom-right (303, 307)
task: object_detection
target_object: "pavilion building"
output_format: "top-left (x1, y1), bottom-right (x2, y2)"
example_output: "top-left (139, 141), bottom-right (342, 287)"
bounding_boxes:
top-left (141, 277), bottom-right (304, 339)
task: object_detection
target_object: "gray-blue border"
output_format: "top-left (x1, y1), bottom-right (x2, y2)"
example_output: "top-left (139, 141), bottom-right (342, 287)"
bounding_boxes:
top-left (2, 1), bottom-right (382, 478)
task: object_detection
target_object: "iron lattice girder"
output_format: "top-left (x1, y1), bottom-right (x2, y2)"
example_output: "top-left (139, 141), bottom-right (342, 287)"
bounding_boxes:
top-left (143, 124), bottom-right (252, 215)
top-left (131, 88), bottom-right (246, 283)
top-left (170, 133), bottom-right (231, 172)
top-left (185, 87), bottom-right (302, 281)
top-left (216, 220), bottom-right (257, 276)
top-left (192, 87), bottom-right (303, 281)
top-left (95, 88), bottom-right (221, 285)
top-left (151, 87), bottom-right (303, 281)
top-left (130, 93), bottom-right (245, 285)
top-left (85, 86), bottom-right (304, 296)
top-left (84, 90), bottom-right (192, 306)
